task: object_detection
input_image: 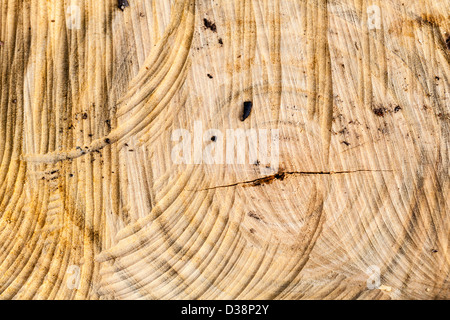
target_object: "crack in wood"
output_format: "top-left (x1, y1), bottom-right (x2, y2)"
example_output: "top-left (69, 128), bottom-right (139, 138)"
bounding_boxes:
top-left (195, 169), bottom-right (394, 191)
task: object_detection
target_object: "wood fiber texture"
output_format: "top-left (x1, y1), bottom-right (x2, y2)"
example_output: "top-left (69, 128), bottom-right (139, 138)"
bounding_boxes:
top-left (0, 0), bottom-right (449, 300)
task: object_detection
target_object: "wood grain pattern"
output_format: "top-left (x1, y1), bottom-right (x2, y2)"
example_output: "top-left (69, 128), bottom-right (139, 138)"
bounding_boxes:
top-left (0, 0), bottom-right (449, 300)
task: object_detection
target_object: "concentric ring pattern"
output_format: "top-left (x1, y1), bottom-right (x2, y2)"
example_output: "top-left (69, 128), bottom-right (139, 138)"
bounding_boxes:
top-left (0, 0), bottom-right (448, 299)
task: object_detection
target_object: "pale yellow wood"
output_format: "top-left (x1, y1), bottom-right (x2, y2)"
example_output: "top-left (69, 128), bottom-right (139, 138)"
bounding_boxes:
top-left (0, 0), bottom-right (448, 300)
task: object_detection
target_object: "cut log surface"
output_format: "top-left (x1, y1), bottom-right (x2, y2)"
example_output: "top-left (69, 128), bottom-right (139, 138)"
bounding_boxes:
top-left (0, 0), bottom-right (449, 300)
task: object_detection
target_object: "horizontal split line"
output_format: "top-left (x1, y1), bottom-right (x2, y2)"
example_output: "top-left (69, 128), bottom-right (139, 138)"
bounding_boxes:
top-left (195, 169), bottom-right (394, 191)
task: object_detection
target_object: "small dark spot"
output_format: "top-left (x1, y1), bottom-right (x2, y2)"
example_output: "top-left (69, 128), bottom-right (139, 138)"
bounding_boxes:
top-left (378, 123), bottom-right (389, 134)
top-left (373, 108), bottom-right (385, 117)
top-left (124, 143), bottom-right (129, 147)
top-left (274, 172), bottom-right (286, 181)
top-left (211, 136), bottom-right (217, 142)
top-left (207, 74), bottom-right (213, 79)
top-left (203, 18), bottom-right (217, 32)
top-left (105, 138), bottom-right (111, 144)
top-left (248, 211), bottom-right (261, 221)
top-left (446, 36), bottom-right (450, 50)
top-left (129, 149), bottom-right (134, 152)
top-left (51, 20), bottom-right (55, 23)
top-left (394, 106), bottom-right (402, 113)
top-left (432, 249), bottom-right (438, 253)
top-left (435, 76), bottom-right (440, 81)
top-left (339, 128), bottom-right (348, 135)
top-left (82, 112), bottom-right (88, 119)
top-left (342, 141), bottom-right (351, 146)
top-left (254, 160), bottom-right (260, 166)
top-left (241, 101), bottom-right (253, 121)
top-left (218, 38), bottom-right (223, 46)
top-left (69, 174), bottom-right (74, 178)
top-left (437, 113), bottom-right (450, 120)
top-left (118, 0), bottom-right (129, 11)
top-left (88, 134), bottom-right (93, 137)
top-left (250, 228), bottom-right (256, 234)
top-left (105, 119), bottom-right (111, 128)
